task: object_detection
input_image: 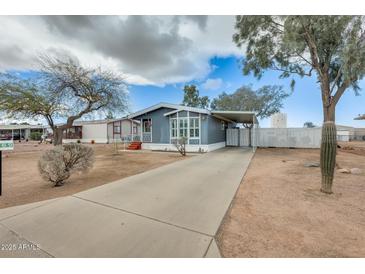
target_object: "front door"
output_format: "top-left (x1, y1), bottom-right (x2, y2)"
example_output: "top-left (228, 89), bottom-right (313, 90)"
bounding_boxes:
top-left (142, 119), bottom-right (152, 142)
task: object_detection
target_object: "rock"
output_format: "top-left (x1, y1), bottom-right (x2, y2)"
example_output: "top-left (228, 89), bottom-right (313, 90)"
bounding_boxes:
top-left (337, 168), bottom-right (350, 174)
top-left (304, 162), bottom-right (320, 167)
top-left (350, 168), bottom-right (362, 175)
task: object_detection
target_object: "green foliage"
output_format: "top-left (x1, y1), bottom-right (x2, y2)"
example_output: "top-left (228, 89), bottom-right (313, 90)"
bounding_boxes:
top-left (106, 111), bottom-right (114, 119)
top-left (30, 132), bottom-right (42, 141)
top-left (303, 121), bottom-right (316, 128)
top-left (233, 16), bottom-right (365, 95)
top-left (233, 16), bottom-right (365, 194)
top-left (182, 85), bottom-right (210, 108)
top-left (210, 85), bottom-right (288, 119)
top-left (0, 55), bottom-right (129, 145)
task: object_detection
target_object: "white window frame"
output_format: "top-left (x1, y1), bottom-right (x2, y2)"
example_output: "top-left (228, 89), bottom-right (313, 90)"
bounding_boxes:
top-left (170, 118), bottom-right (178, 139)
top-left (189, 117), bottom-right (200, 139)
top-left (143, 119), bottom-right (152, 133)
top-left (179, 117), bottom-right (188, 138)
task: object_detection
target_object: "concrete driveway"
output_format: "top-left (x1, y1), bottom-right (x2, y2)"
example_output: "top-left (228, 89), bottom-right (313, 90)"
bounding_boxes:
top-left (0, 147), bottom-right (253, 258)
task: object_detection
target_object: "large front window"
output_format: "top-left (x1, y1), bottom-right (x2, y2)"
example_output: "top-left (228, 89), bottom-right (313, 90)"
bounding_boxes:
top-left (170, 117), bottom-right (200, 139)
top-left (170, 119), bottom-right (177, 138)
top-left (190, 118), bottom-right (200, 138)
top-left (179, 118), bottom-right (188, 137)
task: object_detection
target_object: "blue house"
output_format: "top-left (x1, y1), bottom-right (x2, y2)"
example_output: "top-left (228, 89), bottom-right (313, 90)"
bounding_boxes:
top-left (128, 103), bottom-right (257, 152)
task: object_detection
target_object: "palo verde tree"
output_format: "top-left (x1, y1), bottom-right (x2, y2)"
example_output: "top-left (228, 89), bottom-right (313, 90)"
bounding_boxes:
top-left (211, 85), bottom-right (288, 127)
top-left (182, 84), bottom-right (210, 108)
top-left (233, 16), bottom-right (365, 194)
top-left (0, 55), bottom-right (128, 145)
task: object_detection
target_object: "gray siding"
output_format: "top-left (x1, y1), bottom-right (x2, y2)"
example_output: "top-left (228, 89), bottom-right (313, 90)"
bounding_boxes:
top-left (133, 107), bottom-right (228, 145)
top-left (133, 107), bottom-right (175, 143)
top-left (207, 116), bottom-right (226, 144)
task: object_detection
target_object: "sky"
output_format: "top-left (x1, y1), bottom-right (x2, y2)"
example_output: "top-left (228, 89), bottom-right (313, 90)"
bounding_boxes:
top-left (0, 15), bottom-right (364, 127)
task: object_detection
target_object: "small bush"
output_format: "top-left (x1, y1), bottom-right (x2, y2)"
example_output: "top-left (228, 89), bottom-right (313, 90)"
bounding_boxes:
top-left (173, 137), bottom-right (187, 156)
top-left (30, 132), bottom-right (42, 141)
top-left (38, 143), bottom-right (94, 187)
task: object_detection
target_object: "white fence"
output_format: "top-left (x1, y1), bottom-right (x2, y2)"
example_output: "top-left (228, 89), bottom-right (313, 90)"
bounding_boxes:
top-left (227, 127), bottom-right (322, 148)
top-left (253, 128), bottom-right (322, 148)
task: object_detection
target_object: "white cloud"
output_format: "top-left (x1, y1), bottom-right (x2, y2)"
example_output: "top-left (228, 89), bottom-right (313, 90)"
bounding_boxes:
top-left (201, 78), bottom-right (223, 90)
top-left (0, 16), bottom-right (241, 86)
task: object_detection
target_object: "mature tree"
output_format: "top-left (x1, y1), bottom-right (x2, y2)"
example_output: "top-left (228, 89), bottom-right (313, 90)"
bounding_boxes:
top-left (303, 121), bottom-right (317, 128)
top-left (182, 84), bottom-right (210, 108)
top-left (354, 114), bottom-right (365, 120)
top-left (105, 111), bottom-right (115, 120)
top-left (234, 16), bottom-right (365, 194)
top-left (211, 85), bottom-right (288, 124)
top-left (0, 55), bottom-right (128, 145)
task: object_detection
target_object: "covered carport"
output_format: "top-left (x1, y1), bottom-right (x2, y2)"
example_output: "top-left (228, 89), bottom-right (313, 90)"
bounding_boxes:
top-left (211, 111), bottom-right (258, 150)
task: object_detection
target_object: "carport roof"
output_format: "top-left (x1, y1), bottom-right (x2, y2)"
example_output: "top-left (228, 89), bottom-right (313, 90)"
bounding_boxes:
top-left (211, 111), bottom-right (258, 124)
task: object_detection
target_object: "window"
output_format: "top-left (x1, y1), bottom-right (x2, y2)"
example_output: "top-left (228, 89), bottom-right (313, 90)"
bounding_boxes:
top-left (170, 119), bottom-right (177, 138)
top-left (221, 121), bottom-right (226, 131)
top-left (133, 125), bottom-right (138, 134)
top-left (171, 116), bottom-right (200, 140)
top-left (113, 122), bottom-right (121, 134)
top-left (179, 118), bottom-right (188, 137)
top-left (189, 118), bottom-right (200, 138)
top-left (143, 119), bottom-right (151, 133)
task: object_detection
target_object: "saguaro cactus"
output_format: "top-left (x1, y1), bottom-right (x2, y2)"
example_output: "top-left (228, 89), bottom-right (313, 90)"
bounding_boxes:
top-left (320, 121), bottom-right (337, 194)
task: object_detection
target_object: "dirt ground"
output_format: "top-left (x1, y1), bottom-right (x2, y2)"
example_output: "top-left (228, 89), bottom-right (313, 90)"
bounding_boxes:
top-left (217, 142), bottom-right (365, 258)
top-left (0, 142), bottom-right (186, 209)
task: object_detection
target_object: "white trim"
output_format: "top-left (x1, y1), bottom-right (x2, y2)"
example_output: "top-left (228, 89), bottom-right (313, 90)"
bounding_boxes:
top-left (170, 117), bottom-right (178, 140)
top-left (164, 109), bottom-right (179, 117)
top-left (128, 102), bottom-right (210, 119)
top-left (189, 116), bottom-right (200, 139)
top-left (187, 110), bottom-right (190, 144)
top-left (199, 113), bottom-right (201, 145)
top-left (142, 118), bottom-right (152, 142)
top-left (141, 141), bottom-right (226, 153)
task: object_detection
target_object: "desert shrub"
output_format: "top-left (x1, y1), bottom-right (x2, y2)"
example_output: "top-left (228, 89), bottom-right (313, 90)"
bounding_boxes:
top-left (173, 137), bottom-right (187, 156)
top-left (38, 143), bottom-right (94, 186)
top-left (30, 132), bottom-right (42, 141)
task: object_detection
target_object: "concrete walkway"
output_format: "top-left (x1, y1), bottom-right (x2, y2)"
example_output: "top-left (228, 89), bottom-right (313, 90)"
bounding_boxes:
top-left (0, 147), bottom-right (253, 258)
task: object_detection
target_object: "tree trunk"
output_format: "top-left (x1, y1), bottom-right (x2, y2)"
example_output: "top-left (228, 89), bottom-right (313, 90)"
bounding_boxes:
top-left (53, 127), bottom-right (63, 146)
top-left (320, 106), bottom-right (337, 194)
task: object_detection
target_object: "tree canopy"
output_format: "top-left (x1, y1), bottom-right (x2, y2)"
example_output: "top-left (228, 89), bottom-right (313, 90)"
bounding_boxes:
top-left (233, 16), bottom-right (365, 120)
top-left (303, 121), bottom-right (317, 128)
top-left (182, 84), bottom-right (210, 108)
top-left (233, 16), bottom-right (365, 194)
top-left (210, 85), bottom-right (288, 119)
top-left (0, 55), bottom-right (128, 145)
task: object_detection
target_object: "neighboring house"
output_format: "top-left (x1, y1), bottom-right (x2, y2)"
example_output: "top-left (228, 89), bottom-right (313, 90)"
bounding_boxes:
top-left (107, 118), bottom-right (141, 142)
top-left (127, 102), bottom-right (257, 152)
top-left (337, 124), bottom-right (365, 141)
top-left (62, 118), bottom-right (141, 144)
top-left (0, 124), bottom-right (46, 140)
